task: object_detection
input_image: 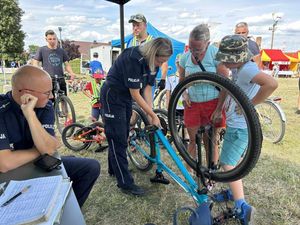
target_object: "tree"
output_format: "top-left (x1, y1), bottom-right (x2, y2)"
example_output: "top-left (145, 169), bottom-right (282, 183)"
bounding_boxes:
top-left (62, 40), bottom-right (80, 60)
top-left (0, 0), bottom-right (25, 54)
top-left (28, 45), bottom-right (40, 55)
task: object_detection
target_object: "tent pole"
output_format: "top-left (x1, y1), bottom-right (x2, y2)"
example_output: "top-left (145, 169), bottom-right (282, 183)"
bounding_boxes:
top-left (120, 4), bottom-right (125, 51)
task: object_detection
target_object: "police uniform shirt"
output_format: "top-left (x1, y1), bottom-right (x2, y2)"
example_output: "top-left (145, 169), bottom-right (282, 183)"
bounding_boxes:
top-left (106, 47), bottom-right (158, 95)
top-left (0, 92), bottom-right (55, 151)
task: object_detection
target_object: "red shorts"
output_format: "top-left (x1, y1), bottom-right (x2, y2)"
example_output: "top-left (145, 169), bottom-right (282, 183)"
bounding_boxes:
top-left (184, 98), bottom-right (226, 128)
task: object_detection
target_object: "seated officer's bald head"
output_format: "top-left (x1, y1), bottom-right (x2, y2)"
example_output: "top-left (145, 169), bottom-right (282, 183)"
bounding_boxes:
top-left (11, 65), bottom-right (53, 107)
top-left (12, 65), bottom-right (51, 87)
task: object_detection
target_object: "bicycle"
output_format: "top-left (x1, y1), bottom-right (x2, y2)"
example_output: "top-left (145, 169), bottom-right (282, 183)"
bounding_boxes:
top-left (127, 72), bottom-right (262, 224)
top-left (154, 108), bottom-right (190, 147)
top-left (153, 88), bottom-right (167, 109)
top-left (53, 75), bottom-right (76, 134)
top-left (61, 121), bottom-right (107, 152)
top-left (256, 96), bottom-right (286, 143)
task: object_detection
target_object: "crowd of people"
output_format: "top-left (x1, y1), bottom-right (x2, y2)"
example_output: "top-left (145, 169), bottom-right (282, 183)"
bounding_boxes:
top-left (3, 12), bottom-right (296, 225)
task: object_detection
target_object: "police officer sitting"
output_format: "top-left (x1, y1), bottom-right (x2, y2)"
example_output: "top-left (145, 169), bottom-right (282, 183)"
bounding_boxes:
top-left (0, 65), bottom-right (100, 207)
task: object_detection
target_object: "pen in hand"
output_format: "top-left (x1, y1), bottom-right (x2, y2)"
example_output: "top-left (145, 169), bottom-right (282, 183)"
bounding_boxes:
top-left (1, 185), bottom-right (31, 207)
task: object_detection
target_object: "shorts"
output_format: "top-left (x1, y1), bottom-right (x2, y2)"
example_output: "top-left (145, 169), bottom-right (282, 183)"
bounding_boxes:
top-left (92, 107), bottom-right (102, 121)
top-left (220, 127), bottom-right (248, 166)
top-left (184, 98), bottom-right (226, 128)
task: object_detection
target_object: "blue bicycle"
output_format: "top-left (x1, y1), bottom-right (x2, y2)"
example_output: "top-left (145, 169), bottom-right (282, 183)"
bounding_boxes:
top-left (127, 72), bottom-right (262, 224)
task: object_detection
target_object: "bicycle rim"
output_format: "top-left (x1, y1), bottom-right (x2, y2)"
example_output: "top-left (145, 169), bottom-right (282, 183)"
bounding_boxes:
top-left (54, 96), bottom-right (76, 134)
top-left (256, 100), bottom-right (285, 143)
top-left (168, 72), bottom-right (262, 182)
top-left (158, 89), bottom-right (167, 109)
top-left (62, 123), bottom-right (91, 151)
top-left (127, 105), bottom-right (153, 171)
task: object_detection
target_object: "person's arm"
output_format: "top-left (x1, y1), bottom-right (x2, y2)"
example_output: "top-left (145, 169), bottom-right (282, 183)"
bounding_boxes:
top-left (0, 148), bottom-right (40, 173)
top-left (251, 72), bottom-right (278, 105)
top-left (157, 62), bottom-right (168, 90)
top-left (20, 94), bottom-right (59, 154)
top-left (178, 65), bottom-right (185, 82)
top-left (129, 87), bottom-right (160, 127)
top-left (64, 61), bottom-right (76, 80)
top-left (32, 59), bottom-right (40, 67)
top-left (216, 62), bottom-right (230, 77)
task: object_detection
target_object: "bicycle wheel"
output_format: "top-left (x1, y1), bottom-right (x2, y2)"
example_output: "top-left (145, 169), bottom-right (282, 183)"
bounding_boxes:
top-left (158, 89), bottom-right (167, 109)
top-left (127, 105), bottom-right (154, 171)
top-left (168, 72), bottom-right (262, 182)
top-left (62, 123), bottom-right (91, 151)
top-left (153, 108), bottom-right (169, 136)
top-left (256, 100), bottom-right (286, 143)
top-left (54, 95), bottom-right (76, 134)
top-left (154, 109), bottom-right (189, 146)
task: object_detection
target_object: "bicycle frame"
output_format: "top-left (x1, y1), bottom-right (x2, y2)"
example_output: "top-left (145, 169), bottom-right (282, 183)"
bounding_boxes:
top-left (129, 127), bottom-right (208, 204)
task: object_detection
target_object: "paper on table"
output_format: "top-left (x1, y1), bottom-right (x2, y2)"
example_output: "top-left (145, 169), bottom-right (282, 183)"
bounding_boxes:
top-left (38, 180), bottom-right (72, 225)
top-left (0, 176), bottom-right (63, 225)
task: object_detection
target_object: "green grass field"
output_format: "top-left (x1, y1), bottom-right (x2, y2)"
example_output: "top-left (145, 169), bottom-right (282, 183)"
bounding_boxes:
top-left (1, 74), bottom-right (300, 224)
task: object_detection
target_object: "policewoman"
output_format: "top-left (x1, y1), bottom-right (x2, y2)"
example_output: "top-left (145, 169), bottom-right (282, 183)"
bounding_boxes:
top-left (101, 38), bottom-right (173, 195)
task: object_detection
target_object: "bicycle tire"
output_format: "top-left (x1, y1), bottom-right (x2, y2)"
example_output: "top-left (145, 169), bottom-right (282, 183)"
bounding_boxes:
top-left (158, 89), bottom-right (167, 109)
top-left (168, 72), bottom-right (262, 182)
top-left (153, 108), bottom-right (169, 136)
top-left (127, 105), bottom-right (154, 171)
top-left (256, 100), bottom-right (286, 144)
top-left (54, 95), bottom-right (76, 134)
top-left (153, 109), bottom-right (189, 146)
top-left (62, 123), bottom-right (91, 151)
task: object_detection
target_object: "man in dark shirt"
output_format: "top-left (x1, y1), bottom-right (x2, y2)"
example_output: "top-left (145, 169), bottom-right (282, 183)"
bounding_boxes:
top-left (235, 22), bottom-right (261, 67)
top-left (0, 65), bottom-right (100, 207)
top-left (33, 29), bottom-right (76, 96)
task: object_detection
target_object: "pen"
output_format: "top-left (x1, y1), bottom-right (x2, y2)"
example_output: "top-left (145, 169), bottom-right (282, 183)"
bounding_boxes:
top-left (1, 185), bottom-right (31, 207)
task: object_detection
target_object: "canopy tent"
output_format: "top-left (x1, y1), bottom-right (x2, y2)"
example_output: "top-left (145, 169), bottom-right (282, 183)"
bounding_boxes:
top-left (260, 49), bottom-right (290, 71)
top-left (284, 52), bottom-right (299, 71)
top-left (111, 22), bottom-right (185, 77)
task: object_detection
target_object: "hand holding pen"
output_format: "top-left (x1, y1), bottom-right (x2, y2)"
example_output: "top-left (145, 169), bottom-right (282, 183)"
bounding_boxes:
top-left (1, 185), bottom-right (31, 207)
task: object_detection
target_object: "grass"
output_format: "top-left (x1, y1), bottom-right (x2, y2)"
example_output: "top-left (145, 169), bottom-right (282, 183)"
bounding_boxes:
top-left (2, 74), bottom-right (300, 224)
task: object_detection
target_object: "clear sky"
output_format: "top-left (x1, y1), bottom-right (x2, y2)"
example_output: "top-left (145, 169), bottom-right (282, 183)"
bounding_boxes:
top-left (19, 0), bottom-right (300, 52)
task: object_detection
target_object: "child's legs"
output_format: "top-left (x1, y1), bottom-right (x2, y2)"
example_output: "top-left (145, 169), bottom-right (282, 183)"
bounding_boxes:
top-left (223, 164), bottom-right (244, 200)
top-left (220, 127), bottom-right (248, 200)
top-left (91, 107), bottom-right (101, 121)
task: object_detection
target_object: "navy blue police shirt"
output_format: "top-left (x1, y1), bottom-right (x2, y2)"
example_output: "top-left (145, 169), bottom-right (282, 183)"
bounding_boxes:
top-left (106, 47), bottom-right (159, 96)
top-left (0, 92), bottom-right (55, 151)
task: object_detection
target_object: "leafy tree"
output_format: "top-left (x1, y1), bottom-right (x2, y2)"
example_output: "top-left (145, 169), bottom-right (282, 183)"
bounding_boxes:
top-left (62, 40), bottom-right (80, 60)
top-left (0, 0), bottom-right (25, 54)
top-left (28, 45), bottom-right (40, 55)
top-left (0, 0), bottom-right (26, 68)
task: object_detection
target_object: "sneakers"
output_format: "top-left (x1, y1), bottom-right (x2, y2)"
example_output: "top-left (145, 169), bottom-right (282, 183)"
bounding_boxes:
top-left (235, 203), bottom-right (255, 225)
top-left (296, 109), bottom-right (300, 114)
top-left (118, 183), bottom-right (146, 196)
top-left (213, 189), bottom-right (234, 202)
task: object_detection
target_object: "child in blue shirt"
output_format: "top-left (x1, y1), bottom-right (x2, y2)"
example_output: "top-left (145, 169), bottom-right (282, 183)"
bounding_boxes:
top-left (214, 35), bottom-right (278, 225)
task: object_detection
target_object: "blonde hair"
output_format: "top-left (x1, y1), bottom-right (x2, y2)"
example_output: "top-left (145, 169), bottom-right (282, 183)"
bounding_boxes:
top-left (139, 37), bottom-right (173, 71)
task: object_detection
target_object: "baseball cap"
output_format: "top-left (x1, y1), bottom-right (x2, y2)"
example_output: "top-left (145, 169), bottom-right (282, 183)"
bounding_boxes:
top-left (93, 73), bottom-right (104, 79)
top-left (128, 14), bottom-right (147, 23)
top-left (215, 35), bottom-right (253, 63)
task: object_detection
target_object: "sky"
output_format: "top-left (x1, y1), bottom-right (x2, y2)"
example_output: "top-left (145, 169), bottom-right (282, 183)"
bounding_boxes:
top-left (19, 0), bottom-right (300, 52)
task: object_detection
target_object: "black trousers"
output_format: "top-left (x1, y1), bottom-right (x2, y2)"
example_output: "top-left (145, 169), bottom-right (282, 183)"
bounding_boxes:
top-left (100, 83), bottom-right (134, 188)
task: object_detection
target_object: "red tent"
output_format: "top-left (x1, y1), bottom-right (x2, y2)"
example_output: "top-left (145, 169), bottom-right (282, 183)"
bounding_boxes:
top-left (260, 49), bottom-right (290, 71)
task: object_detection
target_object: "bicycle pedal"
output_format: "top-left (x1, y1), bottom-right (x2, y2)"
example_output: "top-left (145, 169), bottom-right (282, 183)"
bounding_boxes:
top-left (150, 173), bottom-right (170, 185)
